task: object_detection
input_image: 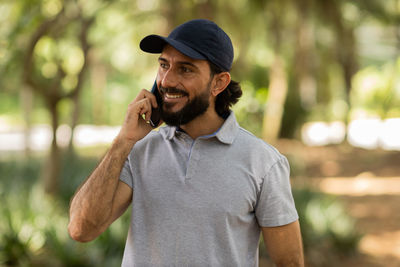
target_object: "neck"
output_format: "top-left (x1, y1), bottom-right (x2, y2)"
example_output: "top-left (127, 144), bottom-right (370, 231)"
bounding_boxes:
top-left (180, 109), bottom-right (225, 139)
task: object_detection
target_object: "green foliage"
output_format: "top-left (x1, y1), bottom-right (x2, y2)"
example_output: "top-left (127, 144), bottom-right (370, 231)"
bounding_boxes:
top-left (0, 95), bottom-right (17, 118)
top-left (242, 187), bottom-right (362, 264)
top-left (293, 189), bottom-right (361, 255)
top-left (232, 80), bottom-right (267, 137)
top-left (0, 154), bottom-right (128, 267)
top-left (351, 59), bottom-right (400, 118)
top-left (58, 151), bottom-right (98, 203)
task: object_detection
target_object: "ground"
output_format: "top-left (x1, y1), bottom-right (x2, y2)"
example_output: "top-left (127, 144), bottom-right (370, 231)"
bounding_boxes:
top-left (276, 140), bottom-right (400, 267)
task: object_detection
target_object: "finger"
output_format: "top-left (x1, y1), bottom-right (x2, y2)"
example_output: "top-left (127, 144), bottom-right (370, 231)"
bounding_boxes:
top-left (141, 88), bottom-right (159, 108)
top-left (134, 89), bottom-right (150, 102)
top-left (137, 88), bottom-right (159, 109)
top-left (137, 98), bottom-right (153, 122)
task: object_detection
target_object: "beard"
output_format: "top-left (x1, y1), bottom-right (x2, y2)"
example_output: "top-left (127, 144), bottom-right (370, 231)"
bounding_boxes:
top-left (158, 83), bottom-right (211, 127)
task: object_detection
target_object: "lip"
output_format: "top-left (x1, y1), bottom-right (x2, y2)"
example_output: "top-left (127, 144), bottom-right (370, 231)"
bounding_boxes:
top-left (160, 87), bottom-right (188, 95)
top-left (163, 93), bottom-right (188, 104)
top-left (160, 87), bottom-right (188, 103)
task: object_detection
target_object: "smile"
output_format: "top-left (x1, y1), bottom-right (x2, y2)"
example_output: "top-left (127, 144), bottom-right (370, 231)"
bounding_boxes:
top-left (165, 93), bottom-right (185, 99)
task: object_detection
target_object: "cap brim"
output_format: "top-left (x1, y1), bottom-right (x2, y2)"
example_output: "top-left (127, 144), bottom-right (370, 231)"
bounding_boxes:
top-left (140, 35), bottom-right (206, 60)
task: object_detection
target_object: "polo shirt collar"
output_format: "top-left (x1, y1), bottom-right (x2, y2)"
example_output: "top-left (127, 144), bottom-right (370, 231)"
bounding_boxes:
top-left (214, 112), bottom-right (239, 144)
top-left (161, 112), bottom-right (239, 144)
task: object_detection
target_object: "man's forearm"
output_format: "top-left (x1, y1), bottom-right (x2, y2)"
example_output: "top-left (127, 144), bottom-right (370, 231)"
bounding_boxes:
top-left (68, 136), bottom-right (135, 241)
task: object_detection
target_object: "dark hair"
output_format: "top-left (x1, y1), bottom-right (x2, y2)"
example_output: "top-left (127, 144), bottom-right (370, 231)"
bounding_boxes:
top-left (209, 62), bottom-right (242, 117)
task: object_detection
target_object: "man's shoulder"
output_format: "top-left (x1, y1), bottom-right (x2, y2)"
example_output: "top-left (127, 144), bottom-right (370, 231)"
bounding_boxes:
top-left (237, 126), bottom-right (280, 151)
top-left (234, 126), bottom-right (285, 163)
top-left (223, 113), bottom-right (282, 158)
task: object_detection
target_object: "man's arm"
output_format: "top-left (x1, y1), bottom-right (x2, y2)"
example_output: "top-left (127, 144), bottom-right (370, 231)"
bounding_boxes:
top-left (68, 89), bottom-right (158, 242)
top-left (68, 139), bottom-right (134, 242)
top-left (262, 220), bottom-right (304, 267)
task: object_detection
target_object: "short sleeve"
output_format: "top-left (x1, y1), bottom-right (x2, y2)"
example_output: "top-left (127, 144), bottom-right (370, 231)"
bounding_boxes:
top-left (255, 156), bottom-right (298, 227)
top-left (119, 157), bottom-right (133, 189)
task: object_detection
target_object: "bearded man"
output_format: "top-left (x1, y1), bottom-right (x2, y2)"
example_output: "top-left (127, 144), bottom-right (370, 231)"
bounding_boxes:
top-left (68, 19), bottom-right (304, 267)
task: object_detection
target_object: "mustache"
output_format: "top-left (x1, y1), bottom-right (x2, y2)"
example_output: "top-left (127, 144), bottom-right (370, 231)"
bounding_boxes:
top-left (159, 86), bottom-right (188, 96)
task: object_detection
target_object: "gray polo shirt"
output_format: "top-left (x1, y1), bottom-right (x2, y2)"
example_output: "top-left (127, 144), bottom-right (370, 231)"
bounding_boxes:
top-left (119, 112), bottom-right (298, 267)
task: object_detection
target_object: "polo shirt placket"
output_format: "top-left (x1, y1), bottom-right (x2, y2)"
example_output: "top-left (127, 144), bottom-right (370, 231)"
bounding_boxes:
top-left (185, 137), bottom-right (219, 181)
top-left (185, 139), bottom-right (199, 180)
top-left (175, 131), bottom-right (201, 181)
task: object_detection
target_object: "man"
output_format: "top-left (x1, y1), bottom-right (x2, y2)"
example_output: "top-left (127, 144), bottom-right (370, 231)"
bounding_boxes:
top-left (68, 19), bottom-right (304, 266)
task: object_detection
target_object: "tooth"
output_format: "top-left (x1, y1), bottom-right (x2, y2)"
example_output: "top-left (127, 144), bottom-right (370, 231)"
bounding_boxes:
top-left (166, 93), bottom-right (183, 99)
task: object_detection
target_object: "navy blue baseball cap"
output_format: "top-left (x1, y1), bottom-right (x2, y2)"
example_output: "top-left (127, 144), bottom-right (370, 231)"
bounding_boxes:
top-left (140, 19), bottom-right (234, 71)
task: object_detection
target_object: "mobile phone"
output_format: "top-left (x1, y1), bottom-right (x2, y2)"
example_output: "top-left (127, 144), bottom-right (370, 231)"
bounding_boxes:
top-left (149, 81), bottom-right (161, 128)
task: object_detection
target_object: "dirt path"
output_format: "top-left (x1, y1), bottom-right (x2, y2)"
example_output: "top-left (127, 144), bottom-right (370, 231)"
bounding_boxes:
top-left (309, 176), bottom-right (400, 266)
top-left (275, 141), bottom-right (400, 266)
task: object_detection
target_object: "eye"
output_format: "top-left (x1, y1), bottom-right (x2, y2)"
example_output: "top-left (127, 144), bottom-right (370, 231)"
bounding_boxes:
top-left (159, 62), bottom-right (169, 69)
top-left (181, 66), bottom-right (192, 73)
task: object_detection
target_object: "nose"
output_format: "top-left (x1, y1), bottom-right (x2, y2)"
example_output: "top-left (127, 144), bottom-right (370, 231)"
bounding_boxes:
top-left (160, 68), bottom-right (178, 89)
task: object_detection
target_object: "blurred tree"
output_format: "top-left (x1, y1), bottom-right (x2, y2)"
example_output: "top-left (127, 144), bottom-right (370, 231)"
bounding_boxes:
top-left (315, 0), bottom-right (358, 126)
top-left (293, 0), bottom-right (316, 110)
top-left (3, 0), bottom-right (99, 194)
top-left (351, 61), bottom-right (400, 118)
top-left (24, 5), bottom-right (94, 195)
top-left (245, 0), bottom-right (292, 143)
top-left (262, 1), bottom-right (290, 144)
top-left (279, 0), bottom-right (400, 139)
top-left (1, 0), bottom-right (400, 195)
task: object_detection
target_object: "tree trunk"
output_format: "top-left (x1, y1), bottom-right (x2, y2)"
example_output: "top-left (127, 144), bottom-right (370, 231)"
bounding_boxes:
top-left (43, 101), bottom-right (61, 195)
top-left (21, 4), bottom-right (94, 195)
top-left (262, 4), bottom-right (289, 144)
top-left (262, 56), bottom-right (288, 143)
top-left (67, 92), bottom-right (80, 153)
top-left (294, 0), bottom-right (316, 109)
top-left (325, 0), bottom-right (358, 124)
top-left (338, 27), bottom-right (357, 113)
top-left (20, 86), bottom-right (33, 157)
top-left (161, 0), bottom-right (181, 32)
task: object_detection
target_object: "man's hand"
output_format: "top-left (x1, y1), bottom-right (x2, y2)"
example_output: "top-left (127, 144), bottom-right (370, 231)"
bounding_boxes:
top-left (118, 89), bottom-right (159, 143)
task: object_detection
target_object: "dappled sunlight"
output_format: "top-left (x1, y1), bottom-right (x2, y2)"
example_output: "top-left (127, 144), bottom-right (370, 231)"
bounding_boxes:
top-left (137, 0), bottom-right (157, 11)
top-left (0, 124), bottom-right (120, 151)
top-left (301, 117), bottom-right (400, 151)
top-left (313, 175), bottom-right (400, 196)
top-left (73, 125), bottom-right (120, 147)
top-left (380, 118), bottom-right (400, 150)
top-left (360, 231), bottom-right (400, 260)
top-left (347, 118), bottom-right (381, 149)
top-left (304, 170), bottom-right (400, 266)
top-left (29, 125), bottom-right (52, 150)
top-left (56, 124), bottom-right (72, 147)
top-left (2, 117), bottom-right (400, 151)
top-left (301, 121), bottom-right (346, 146)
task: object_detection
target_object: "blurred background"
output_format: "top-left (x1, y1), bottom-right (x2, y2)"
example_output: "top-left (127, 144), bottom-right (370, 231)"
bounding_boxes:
top-left (1, 0), bottom-right (400, 266)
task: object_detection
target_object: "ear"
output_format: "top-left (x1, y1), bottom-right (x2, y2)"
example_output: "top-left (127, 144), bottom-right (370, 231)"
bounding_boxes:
top-left (211, 72), bottom-right (231, 97)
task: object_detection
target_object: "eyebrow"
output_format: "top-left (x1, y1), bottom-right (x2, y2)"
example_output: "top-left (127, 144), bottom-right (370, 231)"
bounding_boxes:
top-left (158, 57), bottom-right (199, 70)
